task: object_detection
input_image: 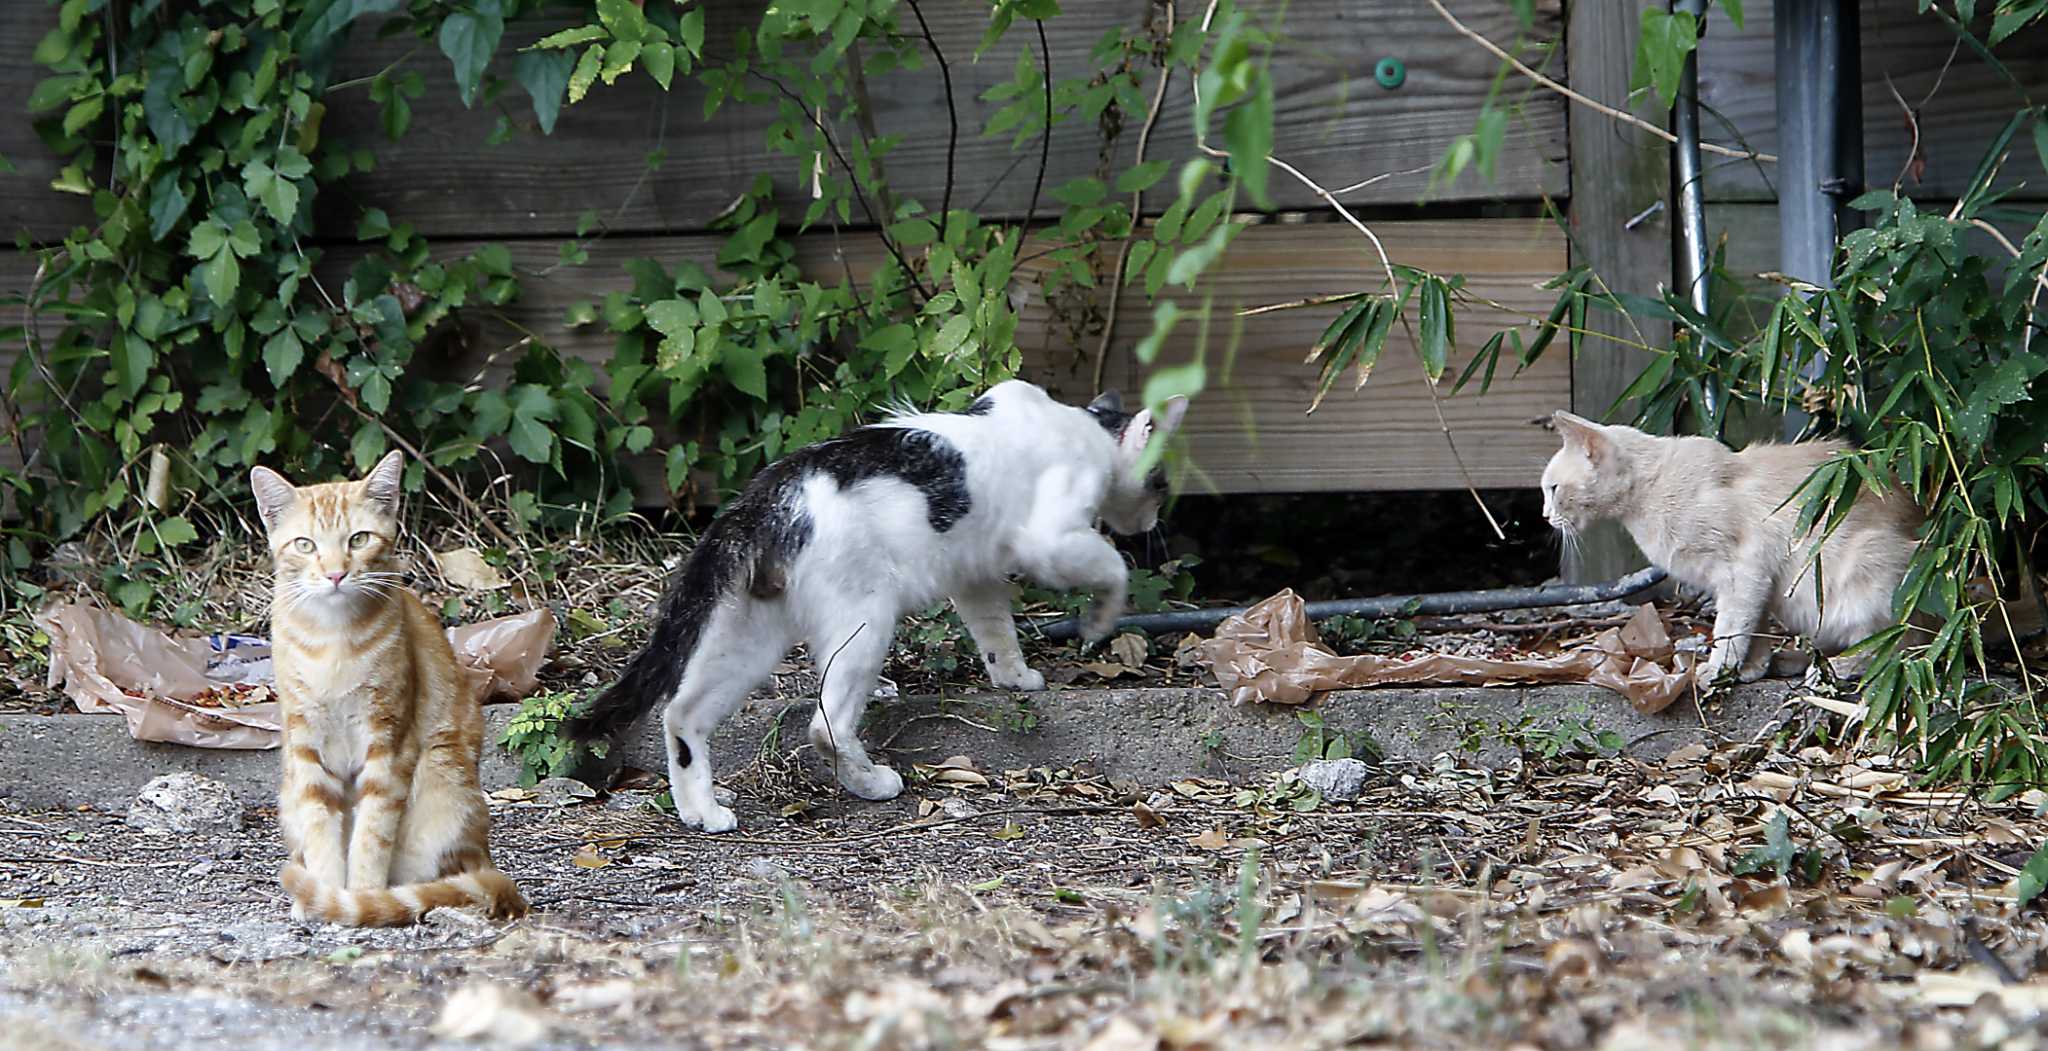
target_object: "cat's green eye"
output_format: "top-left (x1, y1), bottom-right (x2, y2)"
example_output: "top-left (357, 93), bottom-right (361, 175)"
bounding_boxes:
top-left (291, 538), bottom-right (315, 555)
top-left (348, 531), bottom-right (375, 550)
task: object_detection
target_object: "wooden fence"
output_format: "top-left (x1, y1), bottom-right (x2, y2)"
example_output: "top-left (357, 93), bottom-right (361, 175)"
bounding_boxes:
top-left (2, 0), bottom-right (2045, 503)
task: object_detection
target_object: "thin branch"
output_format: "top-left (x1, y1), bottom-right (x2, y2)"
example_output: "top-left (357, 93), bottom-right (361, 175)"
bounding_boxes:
top-left (1092, 3), bottom-right (1176, 394)
top-left (1025, 18), bottom-right (1054, 230)
top-left (1969, 217), bottom-right (2048, 356)
top-left (1425, 0), bottom-right (1776, 164)
top-left (904, 0), bottom-right (958, 225)
top-left (749, 72), bottom-right (934, 300)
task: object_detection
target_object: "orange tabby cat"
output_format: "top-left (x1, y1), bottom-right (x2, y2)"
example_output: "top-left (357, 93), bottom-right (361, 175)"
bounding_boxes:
top-left (251, 451), bottom-right (526, 926)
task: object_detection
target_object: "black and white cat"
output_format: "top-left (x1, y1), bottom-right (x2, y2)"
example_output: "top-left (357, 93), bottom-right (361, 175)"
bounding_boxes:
top-left (569, 380), bottom-right (1188, 831)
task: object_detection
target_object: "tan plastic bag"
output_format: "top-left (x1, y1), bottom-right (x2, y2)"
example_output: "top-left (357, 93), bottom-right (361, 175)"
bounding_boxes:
top-left (1195, 590), bottom-right (1695, 714)
top-left (40, 603), bottom-right (557, 750)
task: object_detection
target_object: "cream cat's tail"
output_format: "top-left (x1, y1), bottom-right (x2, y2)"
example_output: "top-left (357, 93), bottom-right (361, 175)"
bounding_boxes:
top-left (282, 862), bottom-right (528, 927)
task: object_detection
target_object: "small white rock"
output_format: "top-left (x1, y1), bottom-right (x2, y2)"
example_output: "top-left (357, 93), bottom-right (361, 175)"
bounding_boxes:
top-left (127, 773), bottom-right (244, 833)
top-left (940, 797), bottom-right (980, 820)
top-left (1298, 758), bottom-right (1371, 803)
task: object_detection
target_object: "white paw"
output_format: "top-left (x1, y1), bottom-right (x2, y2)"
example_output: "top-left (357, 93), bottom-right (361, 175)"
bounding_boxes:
top-left (842, 763), bottom-right (904, 801)
top-left (1737, 662), bottom-right (1769, 684)
top-left (993, 667), bottom-right (1047, 692)
top-left (678, 803), bottom-right (738, 834)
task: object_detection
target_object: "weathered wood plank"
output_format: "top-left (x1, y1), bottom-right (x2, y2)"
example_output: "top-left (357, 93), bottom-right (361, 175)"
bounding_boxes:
top-left (1, 0), bottom-right (1568, 245)
top-left (1112, 219), bottom-right (1571, 493)
top-left (1698, 0), bottom-right (2048, 202)
top-left (1562, 0), bottom-right (1667, 580)
top-left (3, 218), bottom-right (1566, 502)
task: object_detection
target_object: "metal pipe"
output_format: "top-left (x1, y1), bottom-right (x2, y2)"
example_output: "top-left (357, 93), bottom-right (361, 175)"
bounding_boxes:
top-left (1775, 0), bottom-right (1864, 439)
top-left (1031, 566), bottom-right (1671, 640)
top-left (1671, 0), bottom-right (1718, 430)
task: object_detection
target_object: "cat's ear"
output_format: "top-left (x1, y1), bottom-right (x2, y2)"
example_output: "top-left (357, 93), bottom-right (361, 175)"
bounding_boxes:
top-left (1121, 396), bottom-right (1190, 454)
top-left (248, 467), bottom-right (298, 531)
top-left (1087, 390), bottom-right (1124, 418)
top-left (362, 449), bottom-right (405, 515)
top-left (1552, 411), bottom-right (1611, 463)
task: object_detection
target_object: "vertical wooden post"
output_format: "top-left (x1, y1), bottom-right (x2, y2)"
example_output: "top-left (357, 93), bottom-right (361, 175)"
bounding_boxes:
top-left (1563, 0), bottom-right (1671, 582)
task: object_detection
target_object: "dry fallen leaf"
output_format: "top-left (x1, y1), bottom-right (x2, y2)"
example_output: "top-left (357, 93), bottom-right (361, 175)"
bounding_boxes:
top-left (1130, 801), bottom-right (1165, 829)
top-left (1189, 827), bottom-right (1229, 850)
top-left (1081, 661), bottom-right (1136, 680)
top-left (1109, 632), bottom-right (1149, 669)
top-left (431, 984), bottom-right (550, 1046)
top-left (571, 844), bottom-right (612, 869)
top-left (992, 821), bottom-right (1025, 841)
top-left (435, 547), bottom-right (509, 591)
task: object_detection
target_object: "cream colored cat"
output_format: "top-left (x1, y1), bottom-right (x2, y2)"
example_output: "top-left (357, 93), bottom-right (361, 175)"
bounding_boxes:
top-left (1541, 411), bottom-right (1922, 686)
top-left (252, 451), bottom-right (526, 926)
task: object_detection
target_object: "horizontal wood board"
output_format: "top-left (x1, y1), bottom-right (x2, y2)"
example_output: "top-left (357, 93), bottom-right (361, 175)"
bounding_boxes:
top-left (1, 217), bottom-right (1570, 498)
top-left (0, 0), bottom-right (1567, 245)
top-left (1696, 0), bottom-right (2048, 203)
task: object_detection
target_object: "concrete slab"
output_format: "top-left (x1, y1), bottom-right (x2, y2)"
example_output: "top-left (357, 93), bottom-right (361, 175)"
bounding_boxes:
top-left (0, 682), bottom-right (1804, 812)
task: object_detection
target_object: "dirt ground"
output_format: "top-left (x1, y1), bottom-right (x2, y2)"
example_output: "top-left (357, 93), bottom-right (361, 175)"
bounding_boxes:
top-left (3, 733), bottom-right (2047, 1051)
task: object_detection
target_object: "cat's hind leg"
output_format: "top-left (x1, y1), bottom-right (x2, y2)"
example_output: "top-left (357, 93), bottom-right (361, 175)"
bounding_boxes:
top-left (953, 582), bottom-right (1044, 691)
top-left (660, 606), bottom-right (793, 833)
top-left (807, 609), bottom-right (904, 802)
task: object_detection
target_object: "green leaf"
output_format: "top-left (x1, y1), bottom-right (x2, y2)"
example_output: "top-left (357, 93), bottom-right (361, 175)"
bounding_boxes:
top-left (721, 345), bottom-right (768, 400)
top-left (1472, 107), bottom-right (1508, 182)
top-left (263, 329), bottom-right (305, 386)
top-left (1132, 301), bottom-right (1183, 366)
top-left (641, 41), bottom-right (676, 90)
top-left (511, 50), bottom-right (573, 135)
top-left (1141, 362), bottom-right (1206, 416)
top-left (154, 516), bottom-right (199, 547)
top-left (203, 252), bottom-right (240, 305)
top-left (2014, 840), bottom-right (2048, 909)
top-left (888, 218), bottom-right (938, 247)
top-left (62, 95), bottom-right (104, 137)
top-left (1631, 9), bottom-right (1698, 109)
top-left (187, 220), bottom-right (227, 260)
top-left (932, 314), bottom-right (973, 357)
top-left (532, 25), bottom-right (607, 50)
top-left (861, 323), bottom-right (918, 378)
top-left (1718, 0), bottom-right (1745, 31)
top-left (596, 0), bottom-right (651, 43)
top-left (148, 174), bottom-right (191, 241)
top-left (1052, 178), bottom-right (1106, 207)
top-left (644, 298), bottom-right (699, 335)
top-left (1223, 78), bottom-right (1274, 209)
top-left (569, 44), bottom-right (605, 104)
top-left (439, 4), bottom-right (505, 108)
top-left (1417, 278), bottom-right (1453, 382)
top-left (677, 9), bottom-right (705, 56)
top-left (1115, 160), bottom-right (1171, 195)
top-left (506, 385), bottom-right (558, 463)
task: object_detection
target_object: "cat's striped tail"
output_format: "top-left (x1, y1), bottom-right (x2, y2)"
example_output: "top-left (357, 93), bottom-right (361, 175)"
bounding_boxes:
top-left (281, 862), bottom-right (529, 927)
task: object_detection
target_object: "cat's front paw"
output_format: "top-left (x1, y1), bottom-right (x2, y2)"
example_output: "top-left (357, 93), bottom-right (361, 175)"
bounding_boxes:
top-left (991, 666), bottom-right (1047, 692)
top-left (1694, 657), bottom-right (1737, 694)
top-left (677, 803), bottom-right (739, 834)
top-left (842, 763), bottom-right (904, 801)
top-left (1081, 602), bottom-right (1123, 645)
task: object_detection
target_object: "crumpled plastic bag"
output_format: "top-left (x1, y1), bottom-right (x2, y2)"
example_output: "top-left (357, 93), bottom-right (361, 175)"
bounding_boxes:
top-left (1195, 589), bottom-right (1695, 714)
top-left (40, 603), bottom-right (557, 750)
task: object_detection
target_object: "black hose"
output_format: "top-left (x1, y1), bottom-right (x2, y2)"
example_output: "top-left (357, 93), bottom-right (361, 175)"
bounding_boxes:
top-left (1031, 566), bottom-right (1670, 641)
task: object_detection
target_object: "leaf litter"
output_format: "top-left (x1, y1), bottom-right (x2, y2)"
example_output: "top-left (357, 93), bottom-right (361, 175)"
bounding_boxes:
top-left (0, 731), bottom-right (2045, 1048)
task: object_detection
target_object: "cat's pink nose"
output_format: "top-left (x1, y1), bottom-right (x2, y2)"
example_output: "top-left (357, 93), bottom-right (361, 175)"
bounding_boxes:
top-left (326, 572), bottom-right (346, 586)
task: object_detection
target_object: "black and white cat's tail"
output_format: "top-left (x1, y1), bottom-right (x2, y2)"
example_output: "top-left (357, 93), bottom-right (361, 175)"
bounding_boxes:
top-left (564, 497), bottom-right (791, 750)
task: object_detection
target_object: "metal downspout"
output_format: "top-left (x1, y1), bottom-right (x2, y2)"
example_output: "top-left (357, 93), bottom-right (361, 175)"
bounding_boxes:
top-left (1776, 0), bottom-right (1864, 439)
top-left (1672, 0), bottom-right (1719, 430)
